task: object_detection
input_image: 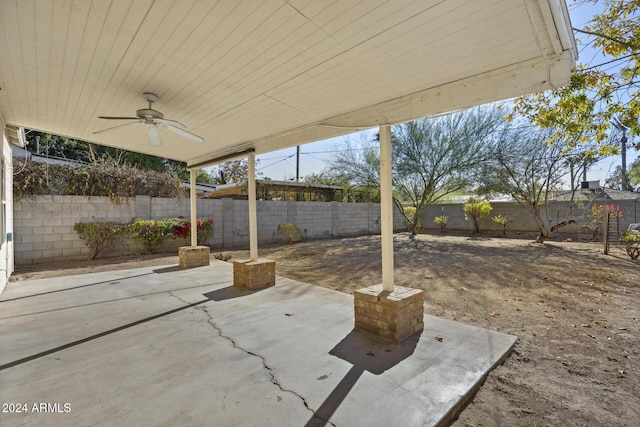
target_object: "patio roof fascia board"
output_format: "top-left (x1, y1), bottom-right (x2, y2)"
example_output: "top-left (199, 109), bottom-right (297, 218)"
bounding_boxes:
top-left (186, 51), bottom-right (575, 167)
top-left (544, 0), bottom-right (578, 60)
top-left (188, 148), bottom-right (256, 170)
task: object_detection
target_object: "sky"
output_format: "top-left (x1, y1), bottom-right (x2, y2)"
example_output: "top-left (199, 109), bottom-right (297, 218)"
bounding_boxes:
top-left (225, 1), bottom-right (638, 188)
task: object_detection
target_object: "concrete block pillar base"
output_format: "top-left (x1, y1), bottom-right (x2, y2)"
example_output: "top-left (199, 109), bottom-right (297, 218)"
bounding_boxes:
top-left (233, 259), bottom-right (276, 289)
top-left (354, 284), bottom-right (424, 343)
top-left (178, 246), bottom-right (210, 268)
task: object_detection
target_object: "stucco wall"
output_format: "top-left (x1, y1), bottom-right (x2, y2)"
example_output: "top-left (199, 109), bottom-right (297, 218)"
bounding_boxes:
top-left (1, 121), bottom-right (16, 293)
top-left (13, 196), bottom-right (404, 265)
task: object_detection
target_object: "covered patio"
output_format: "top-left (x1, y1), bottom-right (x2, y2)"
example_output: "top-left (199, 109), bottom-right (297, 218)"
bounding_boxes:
top-left (0, 261), bottom-right (516, 426)
top-left (0, 0), bottom-right (576, 338)
top-left (1, 0), bottom-right (576, 422)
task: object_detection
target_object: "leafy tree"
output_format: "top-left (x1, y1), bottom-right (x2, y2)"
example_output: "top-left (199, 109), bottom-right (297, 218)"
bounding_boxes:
top-left (324, 135), bottom-right (382, 203)
top-left (304, 172), bottom-right (338, 185)
top-left (208, 159), bottom-right (259, 184)
top-left (25, 130), bottom-right (167, 170)
top-left (390, 107), bottom-right (504, 233)
top-left (628, 158), bottom-right (640, 188)
top-left (605, 165), bottom-right (634, 190)
top-left (480, 127), bottom-right (575, 243)
top-left (326, 135), bottom-right (380, 186)
top-left (511, 0), bottom-right (640, 150)
top-left (327, 108), bottom-right (503, 233)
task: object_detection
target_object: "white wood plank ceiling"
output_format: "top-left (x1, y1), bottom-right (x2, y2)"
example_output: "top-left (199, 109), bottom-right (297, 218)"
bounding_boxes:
top-left (0, 0), bottom-right (576, 168)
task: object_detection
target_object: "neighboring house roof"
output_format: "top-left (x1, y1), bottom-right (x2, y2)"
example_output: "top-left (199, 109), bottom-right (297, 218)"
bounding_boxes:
top-left (182, 182), bottom-right (218, 198)
top-left (552, 187), bottom-right (640, 201)
top-left (208, 179), bottom-right (343, 201)
top-left (0, 1), bottom-right (576, 168)
top-left (12, 145), bottom-right (78, 166)
top-left (591, 188), bottom-right (640, 200)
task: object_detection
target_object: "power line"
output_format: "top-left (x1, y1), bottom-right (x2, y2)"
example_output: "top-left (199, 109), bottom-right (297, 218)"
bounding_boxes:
top-left (581, 52), bottom-right (639, 71)
top-left (256, 153), bottom-right (296, 171)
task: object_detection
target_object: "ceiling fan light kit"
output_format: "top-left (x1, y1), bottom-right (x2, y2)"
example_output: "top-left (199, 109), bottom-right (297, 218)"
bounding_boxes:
top-left (94, 92), bottom-right (204, 146)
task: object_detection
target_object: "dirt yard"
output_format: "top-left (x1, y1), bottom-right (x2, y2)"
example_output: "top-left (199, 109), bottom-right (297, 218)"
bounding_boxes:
top-left (10, 232), bottom-right (639, 426)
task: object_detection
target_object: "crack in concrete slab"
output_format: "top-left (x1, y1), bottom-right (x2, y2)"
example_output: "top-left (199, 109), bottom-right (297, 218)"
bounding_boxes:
top-left (168, 292), bottom-right (336, 427)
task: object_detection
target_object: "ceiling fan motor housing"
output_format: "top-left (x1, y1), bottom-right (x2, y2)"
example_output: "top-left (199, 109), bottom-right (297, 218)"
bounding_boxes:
top-left (136, 108), bottom-right (164, 120)
top-left (95, 92), bottom-right (204, 145)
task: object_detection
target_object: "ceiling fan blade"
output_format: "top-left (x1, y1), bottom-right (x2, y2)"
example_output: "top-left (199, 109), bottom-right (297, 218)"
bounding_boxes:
top-left (156, 118), bottom-right (186, 128)
top-left (146, 124), bottom-right (162, 147)
top-left (162, 123), bottom-right (204, 144)
top-left (98, 116), bottom-right (139, 120)
top-left (93, 121), bottom-right (139, 135)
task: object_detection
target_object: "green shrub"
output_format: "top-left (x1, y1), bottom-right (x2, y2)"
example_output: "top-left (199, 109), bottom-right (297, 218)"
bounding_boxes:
top-left (278, 223), bottom-right (302, 244)
top-left (434, 215), bottom-right (448, 232)
top-left (464, 198), bottom-right (492, 233)
top-left (73, 220), bottom-right (126, 260)
top-left (129, 218), bottom-right (173, 254)
top-left (491, 214), bottom-right (512, 235)
top-left (171, 217), bottom-right (214, 246)
top-left (13, 160), bottom-right (184, 203)
top-left (620, 231), bottom-right (640, 260)
top-left (195, 218), bottom-right (214, 245)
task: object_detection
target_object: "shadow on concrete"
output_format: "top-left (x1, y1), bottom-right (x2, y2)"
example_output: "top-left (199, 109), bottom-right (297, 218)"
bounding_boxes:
top-left (152, 265), bottom-right (183, 274)
top-left (0, 298), bottom-right (209, 372)
top-left (0, 272), bottom-right (155, 303)
top-left (203, 286), bottom-right (269, 302)
top-left (305, 329), bottom-right (420, 426)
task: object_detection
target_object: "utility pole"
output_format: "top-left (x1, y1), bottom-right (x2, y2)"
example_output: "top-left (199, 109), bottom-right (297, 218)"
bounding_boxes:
top-left (620, 128), bottom-right (628, 191)
top-left (295, 145), bottom-right (300, 182)
top-left (613, 118), bottom-right (629, 191)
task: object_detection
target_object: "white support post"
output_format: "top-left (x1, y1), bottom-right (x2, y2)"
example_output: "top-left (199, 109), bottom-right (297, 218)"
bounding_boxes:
top-left (190, 168), bottom-right (198, 247)
top-left (379, 125), bottom-right (394, 292)
top-left (248, 153), bottom-right (258, 261)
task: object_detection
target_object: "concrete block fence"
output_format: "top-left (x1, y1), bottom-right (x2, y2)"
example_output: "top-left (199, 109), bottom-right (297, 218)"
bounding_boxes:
top-left (419, 199), bottom-right (639, 235)
top-left (13, 196), bottom-right (639, 265)
top-left (13, 196), bottom-right (404, 265)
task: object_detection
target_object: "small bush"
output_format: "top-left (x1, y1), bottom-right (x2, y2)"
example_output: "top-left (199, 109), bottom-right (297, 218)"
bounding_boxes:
top-left (620, 231), bottom-right (640, 260)
top-left (278, 223), bottom-right (301, 244)
top-left (491, 214), bottom-right (512, 235)
top-left (73, 220), bottom-right (126, 260)
top-left (195, 218), bottom-right (214, 245)
top-left (129, 218), bottom-right (173, 254)
top-left (171, 217), bottom-right (214, 246)
top-left (434, 215), bottom-right (448, 232)
top-left (580, 204), bottom-right (625, 241)
top-left (464, 198), bottom-right (492, 233)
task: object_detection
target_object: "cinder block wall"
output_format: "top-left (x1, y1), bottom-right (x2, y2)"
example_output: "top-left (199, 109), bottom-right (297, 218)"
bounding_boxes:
top-left (420, 200), bottom-right (639, 234)
top-left (13, 196), bottom-right (405, 265)
top-left (17, 195), bottom-right (635, 265)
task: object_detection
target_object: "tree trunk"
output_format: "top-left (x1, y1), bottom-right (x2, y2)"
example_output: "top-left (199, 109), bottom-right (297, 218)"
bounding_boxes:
top-left (534, 233), bottom-right (549, 243)
top-left (472, 217), bottom-right (480, 233)
top-left (410, 223), bottom-right (419, 235)
top-left (533, 219), bottom-right (575, 243)
top-left (550, 219), bottom-right (575, 233)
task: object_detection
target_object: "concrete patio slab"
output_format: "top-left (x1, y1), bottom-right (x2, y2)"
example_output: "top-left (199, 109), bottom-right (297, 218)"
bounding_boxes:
top-left (0, 261), bottom-right (516, 426)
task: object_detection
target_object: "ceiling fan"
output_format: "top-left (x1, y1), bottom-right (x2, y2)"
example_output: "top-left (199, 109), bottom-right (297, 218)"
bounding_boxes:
top-left (94, 92), bottom-right (204, 146)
